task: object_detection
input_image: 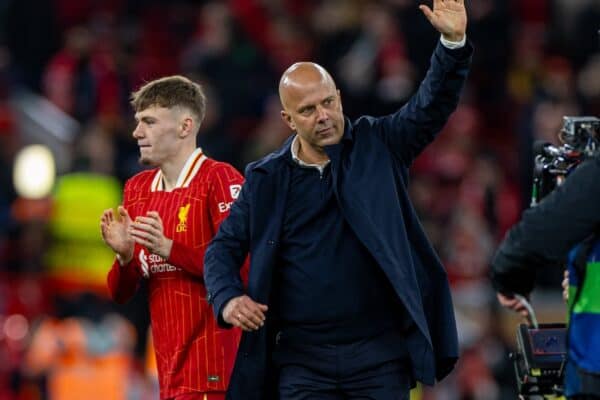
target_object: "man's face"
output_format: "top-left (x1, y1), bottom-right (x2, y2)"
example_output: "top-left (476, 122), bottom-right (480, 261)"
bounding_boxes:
top-left (281, 81), bottom-right (344, 151)
top-left (133, 106), bottom-right (182, 166)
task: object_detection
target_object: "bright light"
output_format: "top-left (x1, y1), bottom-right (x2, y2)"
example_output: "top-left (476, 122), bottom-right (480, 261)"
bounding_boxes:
top-left (13, 145), bottom-right (56, 199)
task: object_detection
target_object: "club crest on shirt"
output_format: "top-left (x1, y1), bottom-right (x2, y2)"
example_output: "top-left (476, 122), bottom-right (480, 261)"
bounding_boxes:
top-left (176, 203), bottom-right (190, 232)
top-left (229, 184), bottom-right (241, 199)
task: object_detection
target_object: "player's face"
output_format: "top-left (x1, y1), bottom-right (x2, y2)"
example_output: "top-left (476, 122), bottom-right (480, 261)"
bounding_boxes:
top-left (281, 83), bottom-right (344, 152)
top-left (133, 106), bottom-right (181, 166)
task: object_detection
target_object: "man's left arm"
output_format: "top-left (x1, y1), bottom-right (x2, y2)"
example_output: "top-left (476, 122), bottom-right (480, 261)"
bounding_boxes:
top-left (491, 156), bottom-right (600, 296)
top-left (373, 1), bottom-right (472, 164)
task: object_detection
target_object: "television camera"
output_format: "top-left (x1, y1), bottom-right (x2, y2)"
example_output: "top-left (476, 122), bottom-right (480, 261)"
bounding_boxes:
top-left (530, 116), bottom-right (600, 206)
top-left (512, 116), bottom-right (599, 398)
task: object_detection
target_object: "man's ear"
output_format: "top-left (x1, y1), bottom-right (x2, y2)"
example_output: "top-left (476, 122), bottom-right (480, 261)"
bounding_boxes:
top-left (180, 117), bottom-right (194, 138)
top-left (280, 110), bottom-right (295, 131)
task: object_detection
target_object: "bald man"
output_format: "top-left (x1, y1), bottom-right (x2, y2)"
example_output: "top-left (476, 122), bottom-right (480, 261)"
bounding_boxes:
top-left (205, 2), bottom-right (472, 399)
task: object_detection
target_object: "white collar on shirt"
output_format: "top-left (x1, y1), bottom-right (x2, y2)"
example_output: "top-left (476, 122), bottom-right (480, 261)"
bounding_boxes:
top-left (290, 135), bottom-right (330, 174)
top-left (150, 148), bottom-right (207, 192)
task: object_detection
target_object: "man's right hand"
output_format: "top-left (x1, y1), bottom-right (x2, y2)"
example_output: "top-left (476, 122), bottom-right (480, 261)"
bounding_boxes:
top-left (223, 295), bottom-right (268, 332)
top-left (496, 292), bottom-right (531, 318)
top-left (419, 0), bottom-right (467, 43)
top-left (562, 270), bottom-right (569, 303)
top-left (100, 205), bottom-right (135, 264)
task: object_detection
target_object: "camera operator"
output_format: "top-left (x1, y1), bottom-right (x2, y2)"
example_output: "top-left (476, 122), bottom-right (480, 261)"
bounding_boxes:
top-left (491, 118), bottom-right (600, 399)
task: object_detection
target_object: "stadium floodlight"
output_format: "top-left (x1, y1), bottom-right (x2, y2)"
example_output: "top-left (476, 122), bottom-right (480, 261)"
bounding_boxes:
top-left (13, 144), bottom-right (56, 199)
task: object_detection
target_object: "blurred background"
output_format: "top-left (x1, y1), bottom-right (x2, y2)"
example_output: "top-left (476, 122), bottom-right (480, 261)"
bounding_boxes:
top-left (0, 0), bottom-right (598, 399)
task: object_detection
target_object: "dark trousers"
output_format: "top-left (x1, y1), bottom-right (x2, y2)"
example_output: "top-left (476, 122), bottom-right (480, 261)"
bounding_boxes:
top-left (566, 359), bottom-right (600, 398)
top-left (278, 358), bottom-right (411, 399)
top-left (273, 332), bottom-right (412, 400)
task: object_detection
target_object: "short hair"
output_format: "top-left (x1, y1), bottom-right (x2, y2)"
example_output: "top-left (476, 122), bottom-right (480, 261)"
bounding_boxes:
top-left (130, 75), bottom-right (206, 124)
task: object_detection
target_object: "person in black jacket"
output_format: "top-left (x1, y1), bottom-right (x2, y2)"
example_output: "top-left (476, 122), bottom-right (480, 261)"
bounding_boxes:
top-left (491, 155), bottom-right (599, 307)
top-left (204, 2), bottom-right (472, 399)
top-left (491, 149), bottom-right (600, 398)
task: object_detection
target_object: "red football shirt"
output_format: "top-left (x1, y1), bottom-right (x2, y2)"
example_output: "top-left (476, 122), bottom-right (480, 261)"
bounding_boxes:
top-left (107, 149), bottom-right (244, 399)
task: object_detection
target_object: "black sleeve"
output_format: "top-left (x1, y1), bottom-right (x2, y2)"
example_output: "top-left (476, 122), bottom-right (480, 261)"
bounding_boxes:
top-left (204, 168), bottom-right (252, 328)
top-left (490, 155), bottom-right (600, 295)
top-left (368, 41), bottom-right (473, 165)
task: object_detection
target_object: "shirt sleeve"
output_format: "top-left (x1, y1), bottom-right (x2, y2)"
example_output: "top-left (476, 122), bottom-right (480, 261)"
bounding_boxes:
top-left (167, 162), bottom-right (245, 278)
top-left (440, 34), bottom-right (466, 49)
top-left (107, 254), bottom-right (143, 304)
top-left (106, 180), bottom-right (143, 304)
top-left (207, 163), bottom-right (245, 234)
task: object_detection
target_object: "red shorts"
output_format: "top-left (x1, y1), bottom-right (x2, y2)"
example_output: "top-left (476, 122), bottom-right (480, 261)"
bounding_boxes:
top-left (168, 393), bottom-right (225, 400)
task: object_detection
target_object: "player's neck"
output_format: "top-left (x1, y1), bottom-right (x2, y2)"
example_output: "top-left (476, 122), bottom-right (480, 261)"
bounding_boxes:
top-left (160, 147), bottom-right (197, 191)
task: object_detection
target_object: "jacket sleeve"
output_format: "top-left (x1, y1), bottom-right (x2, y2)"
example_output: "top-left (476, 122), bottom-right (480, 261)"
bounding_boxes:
top-left (204, 168), bottom-right (252, 328)
top-left (167, 163), bottom-right (245, 278)
top-left (490, 156), bottom-right (600, 295)
top-left (368, 41), bottom-right (473, 165)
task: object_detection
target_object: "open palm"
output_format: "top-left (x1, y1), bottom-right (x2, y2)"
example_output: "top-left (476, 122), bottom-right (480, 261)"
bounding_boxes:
top-left (419, 0), bottom-right (467, 42)
top-left (100, 206), bottom-right (135, 260)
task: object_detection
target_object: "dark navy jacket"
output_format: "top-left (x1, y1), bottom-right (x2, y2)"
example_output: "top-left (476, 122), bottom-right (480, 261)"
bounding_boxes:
top-left (205, 41), bottom-right (473, 399)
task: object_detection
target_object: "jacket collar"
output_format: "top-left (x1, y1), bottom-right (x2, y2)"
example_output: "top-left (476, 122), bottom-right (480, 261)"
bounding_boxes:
top-left (251, 117), bottom-right (353, 174)
top-left (339, 116), bottom-right (354, 143)
top-left (250, 134), bottom-right (295, 174)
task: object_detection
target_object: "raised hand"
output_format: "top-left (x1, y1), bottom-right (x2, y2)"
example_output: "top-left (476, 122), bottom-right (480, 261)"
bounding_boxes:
top-left (100, 206), bottom-right (135, 263)
top-left (419, 0), bottom-right (467, 42)
top-left (129, 211), bottom-right (173, 259)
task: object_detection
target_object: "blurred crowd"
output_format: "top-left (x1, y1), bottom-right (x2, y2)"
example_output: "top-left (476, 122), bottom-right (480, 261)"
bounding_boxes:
top-left (0, 0), bottom-right (598, 399)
